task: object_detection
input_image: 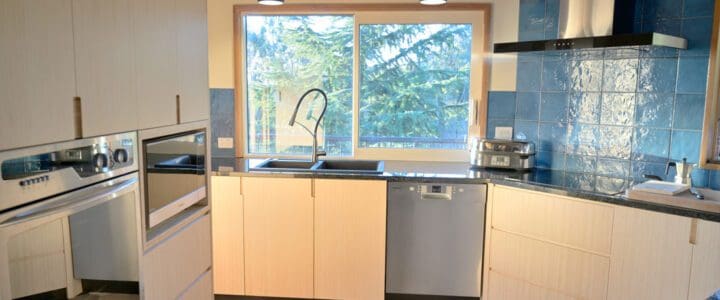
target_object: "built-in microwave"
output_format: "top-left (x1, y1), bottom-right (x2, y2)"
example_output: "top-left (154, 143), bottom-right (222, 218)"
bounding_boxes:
top-left (140, 125), bottom-right (208, 242)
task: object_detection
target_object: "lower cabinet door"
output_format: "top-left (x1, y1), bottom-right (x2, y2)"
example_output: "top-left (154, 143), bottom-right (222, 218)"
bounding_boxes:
top-left (314, 179), bottom-right (387, 300)
top-left (607, 207), bottom-right (694, 300)
top-left (180, 270), bottom-right (213, 300)
top-left (689, 220), bottom-right (720, 300)
top-left (487, 270), bottom-right (574, 300)
top-left (142, 214), bottom-right (212, 299)
top-left (242, 177), bottom-right (313, 298)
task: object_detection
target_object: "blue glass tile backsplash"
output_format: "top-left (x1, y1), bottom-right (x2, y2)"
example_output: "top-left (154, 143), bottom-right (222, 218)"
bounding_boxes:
top-left (488, 0), bottom-right (715, 189)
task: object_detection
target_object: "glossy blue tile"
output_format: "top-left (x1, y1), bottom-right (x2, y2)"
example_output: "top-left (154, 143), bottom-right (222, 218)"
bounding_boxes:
top-left (542, 59), bottom-right (570, 91)
top-left (642, 19), bottom-right (682, 36)
top-left (571, 49), bottom-right (604, 60)
top-left (519, 30), bottom-right (546, 42)
top-left (488, 92), bottom-right (516, 119)
top-left (670, 130), bottom-right (702, 163)
top-left (487, 119), bottom-right (515, 139)
top-left (680, 17), bottom-right (714, 57)
top-left (536, 151), bottom-right (566, 170)
top-left (540, 92), bottom-right (568, 122)
top-left (709, 170), bottom-right (720, 190)
top-left (643, 0), bottom-right (682, 19)
top-left (601, 93), bottom-right (635, 126)
top-left (567, 124), bottom-right (599, 155)
top-left (568, 92), bottom-right (601, 124)
top-left (632, 161), bottom-right (670, 181)
top-left (635, 93), bottom-right (674, 128)
top-left (674, 94), bottom-right (706, 130)
top-left (595, 176), bottom-right (628, 194)
top-left (638, 58), bottom-right (678, 92)
top-left (566, 155), bottom-right (597, 173)
top-left (538, 122), bottom-right (567, 152)
top-left (684, 0), bottom-right (715, 18)
top-left (519, 0), bottom-right (546, 33)
top-left (633, 127), bottom-right (671, 162)
top-left (544, 0), bottom-right (560, 38)
top-left (569, 60), bottom-right (603, 91)
top-left (604, 48), bottom-right (640, 59)
top-left (677, 56), bottom-right (710, 93)
top-left (598, 126), bottom-right (632, 159)
top-left (602, 59), bottom-right (639, 92)
top-left (516, 92), bottom-right (541, 120)
top-left (597, 158), bottom-right (631, 177)
top-left (639, 44), bottom-right (679, 59)
top-left (564, 172), bottom-right (596, 191)
top-left (691, 168), bottom-right (710, 188)
top-left (514, 120), bottom-right (539, 142)
top-left (517, 58), bottom-right (542, 91)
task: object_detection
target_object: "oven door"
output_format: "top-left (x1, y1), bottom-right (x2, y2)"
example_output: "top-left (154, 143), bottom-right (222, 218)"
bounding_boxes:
top-left (0, 173), bottom-right (141, 299)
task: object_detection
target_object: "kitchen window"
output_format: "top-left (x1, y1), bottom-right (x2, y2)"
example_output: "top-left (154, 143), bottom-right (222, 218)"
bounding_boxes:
top-left (235, 5), bottom-right (489, 161)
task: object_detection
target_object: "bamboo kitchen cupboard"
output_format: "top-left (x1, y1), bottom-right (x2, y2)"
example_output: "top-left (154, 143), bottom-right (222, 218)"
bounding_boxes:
top-left (314, 179), bottom-right (387, 300)
top-left (73, 0), bottom-right (137, 137)
top-left (689, 220), bottom-right (720, 300)
top-left (242, 177), bottom-right (314, 298)
top-left (0, 0), bottom-right (77, 151)
top-left (210, 176), bottom-right (244, 295)
top-left (607, 207), bottom-right (695, 300)
top-left (176, 0), bottom-right (210, 123)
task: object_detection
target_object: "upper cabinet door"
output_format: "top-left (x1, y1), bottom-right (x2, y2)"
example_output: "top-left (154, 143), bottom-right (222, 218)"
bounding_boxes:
top-left (131, 0), bottom-right (178, 130)
top-left (176, 0), bottom-right (209, 123)
top-left (73, 0), bottom-right (137, 137)
top-left (0, 0), bottom-right (76, 151)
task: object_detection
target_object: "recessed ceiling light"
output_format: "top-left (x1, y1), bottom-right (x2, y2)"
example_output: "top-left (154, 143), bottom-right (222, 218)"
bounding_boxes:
top-left (420, 0), bottom-right (447, 5)
top-left (258, 0), bottom-right (284, 5)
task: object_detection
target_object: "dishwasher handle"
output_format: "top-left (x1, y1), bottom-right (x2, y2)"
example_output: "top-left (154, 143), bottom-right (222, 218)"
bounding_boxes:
top-left (420, 192), bottom-right (452, 200)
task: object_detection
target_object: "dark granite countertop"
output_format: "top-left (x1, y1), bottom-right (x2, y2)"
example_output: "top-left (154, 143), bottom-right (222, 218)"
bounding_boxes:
top-left (211, 157), bottom-right (720, 222)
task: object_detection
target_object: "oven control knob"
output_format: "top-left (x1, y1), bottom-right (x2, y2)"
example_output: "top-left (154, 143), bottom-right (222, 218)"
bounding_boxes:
top-left (93, 153), bottom-right (109, 169)
top-left (114, 149), bottom-right (129, 163)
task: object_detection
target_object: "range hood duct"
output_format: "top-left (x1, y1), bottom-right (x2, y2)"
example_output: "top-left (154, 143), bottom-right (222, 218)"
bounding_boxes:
top-left (494, 0), bottom-right (687, 53)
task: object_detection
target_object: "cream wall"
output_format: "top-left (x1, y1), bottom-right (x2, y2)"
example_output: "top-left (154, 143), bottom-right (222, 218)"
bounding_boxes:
top-left (207, 0), bottom-right (518, 91)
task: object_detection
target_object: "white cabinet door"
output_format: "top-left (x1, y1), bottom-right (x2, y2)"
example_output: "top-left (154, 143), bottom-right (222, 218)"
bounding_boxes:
top-left (607, 207), bottom-right (694, 300)
top-left (0, 0), bottom-right (77, 151)
top-left (176, 0), bottom-right (209, 123)
top-left (73, 0), bottom-right (137, 137)
top-left (131, 0), bottom-right (178, 130)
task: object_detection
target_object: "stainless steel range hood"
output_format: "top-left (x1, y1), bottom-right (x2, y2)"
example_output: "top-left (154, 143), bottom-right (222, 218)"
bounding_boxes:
top-left (494, 0), bottom-right (687, 53)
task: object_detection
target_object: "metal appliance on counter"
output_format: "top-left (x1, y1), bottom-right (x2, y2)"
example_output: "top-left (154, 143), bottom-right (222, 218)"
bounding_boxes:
top-left (386, 182), bottom-right (486, 298)
top-left (139, 122), bottom-right (208, 244)
top-left (470, 138), bottom-right (535, 170)
top-left (0, 132), bottom-right (141, 299)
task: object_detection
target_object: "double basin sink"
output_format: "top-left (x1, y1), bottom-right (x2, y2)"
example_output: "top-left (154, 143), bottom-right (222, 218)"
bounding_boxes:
top-left (250, 159), bottom-right (385, 174)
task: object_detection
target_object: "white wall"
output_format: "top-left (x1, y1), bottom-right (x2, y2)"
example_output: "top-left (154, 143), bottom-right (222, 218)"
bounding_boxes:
top-left (207, 0), bottom-right (518, 91)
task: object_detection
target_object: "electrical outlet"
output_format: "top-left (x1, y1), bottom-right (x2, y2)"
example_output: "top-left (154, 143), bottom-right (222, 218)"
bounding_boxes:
top-left (218, 137), bottom-right (234, 149)
top-left (495, 127), bottom-right (513, 140)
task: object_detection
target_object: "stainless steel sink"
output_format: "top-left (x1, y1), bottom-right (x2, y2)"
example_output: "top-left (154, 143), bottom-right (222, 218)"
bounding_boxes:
top-left (249, 159), bottom-right (316, 172)
top-left (250, 159), bottom-right (384, 174)
top-left (313, 160), bottom-right (384, 174)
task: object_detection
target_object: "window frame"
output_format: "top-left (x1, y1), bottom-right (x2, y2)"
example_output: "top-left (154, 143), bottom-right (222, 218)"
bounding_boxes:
top-left (701, 0), bottom-right (720, 169)
top-left (233, 4), bottom-right (491, 161)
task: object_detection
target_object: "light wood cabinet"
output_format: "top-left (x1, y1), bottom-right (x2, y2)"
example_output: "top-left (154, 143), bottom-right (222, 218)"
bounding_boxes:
top-left (72, 0), bottom-right (137, 137)
top-left (314, 179), bottom-right (387, 300)
top-left (242, 177), bottom-right (314, 298)
top-left (0, 0), bottom-right (77, 151)
top-left (689, 220), bottom-right (720, 300)
top-left (210, 176), bottom-right (244, 295)
top-left (486, 270), bottom-right (574, 300)
top-left (131, 0), bottom-right (179, 129)
top-left (607, 207), bottom-right (694, 300)
top-left (180, 270), bottom-right (213, 300)
top-left (176, 0), bottom-right (209, 123)
top-left (143, 214), bottom-right (212, 300)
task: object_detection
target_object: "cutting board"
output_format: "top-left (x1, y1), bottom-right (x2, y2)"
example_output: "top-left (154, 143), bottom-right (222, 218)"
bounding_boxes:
top-left (626, 187), bottom-right (720, 214)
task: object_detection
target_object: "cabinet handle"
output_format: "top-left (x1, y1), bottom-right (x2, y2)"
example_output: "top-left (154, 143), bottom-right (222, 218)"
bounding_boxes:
top-left (472, 98), bottom-right (479, 126)
top-left (73, 97), bottom-right (83, 139)
top-left (690, 218), bottom-right (698, 245)
top-left (176, 94), bottom-right (181, 124)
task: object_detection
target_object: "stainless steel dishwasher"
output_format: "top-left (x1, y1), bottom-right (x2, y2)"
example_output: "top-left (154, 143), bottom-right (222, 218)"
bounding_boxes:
top-left (386, 182), bottom-right (487, 298)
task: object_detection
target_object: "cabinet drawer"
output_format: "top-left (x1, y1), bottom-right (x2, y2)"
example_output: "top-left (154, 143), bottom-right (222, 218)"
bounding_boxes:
top-left (143, 214), bottom-right (211, 299)
top-left (489, 229), bottom-right (609, 300)
top-left (487, 270), bottom-right (574, 300)
top-left (180, 270), bottom-right (213, 300)
top-left (492, 186), bottom-right (613, 254)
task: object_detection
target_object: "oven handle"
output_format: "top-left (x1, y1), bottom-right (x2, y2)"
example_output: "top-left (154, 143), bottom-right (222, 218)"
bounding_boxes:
top-left (0, 174), bottom-right (138, 228)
